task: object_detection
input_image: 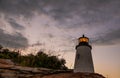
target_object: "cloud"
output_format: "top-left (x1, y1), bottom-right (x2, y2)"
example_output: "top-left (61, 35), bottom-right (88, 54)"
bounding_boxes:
top-left (30, 41), bottom-right (45, 47)
top-left (0, 29), bottom-right (28, 48)
top-left (91, 28), bottom-right (120, 45)
top-left (7, 18), bottom-right (25, 30)
top-left (0, 0), bottom-right (41, 17)
top-left (0, 0), bottom-right (120, 47)
top-left (0, 0), bottom-right (120, 27)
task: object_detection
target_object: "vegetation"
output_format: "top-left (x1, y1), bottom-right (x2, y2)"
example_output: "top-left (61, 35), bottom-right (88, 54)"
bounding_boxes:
top-left (0, 45), bottom-right (68, 70)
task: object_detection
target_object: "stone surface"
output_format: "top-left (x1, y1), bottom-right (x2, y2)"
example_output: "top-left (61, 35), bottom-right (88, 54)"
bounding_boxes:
top-left (0, 59), bottom-right (105, 78)
top-left (42, 73), bottom-right (105, 78)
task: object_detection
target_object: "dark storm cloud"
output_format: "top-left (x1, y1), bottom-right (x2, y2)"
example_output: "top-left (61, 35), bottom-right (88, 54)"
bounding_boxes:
top-left (53, 0), bottom-right (120, 28)
top-left (7, 18), bottom-right (25, 30)
top-left (91, 28), bottom-right (120, 45)
top-left (0, 0), bottom-right (120, 45)
top-left (31, 41), bottom-right (45, 47)
top-left (0, 29), bottom-right (28, 48)
top-left (0, 0), bottom-right (119, 25)
top-left (105, 29), bottom-right (120, 43)
top-left (42, 0), bottom-right (120, 45)
top-left (0, 0), bottom-right (43, 17)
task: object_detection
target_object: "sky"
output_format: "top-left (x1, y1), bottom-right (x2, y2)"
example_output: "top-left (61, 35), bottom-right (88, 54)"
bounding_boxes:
top-left (0, 0), bottom-right (120, 78)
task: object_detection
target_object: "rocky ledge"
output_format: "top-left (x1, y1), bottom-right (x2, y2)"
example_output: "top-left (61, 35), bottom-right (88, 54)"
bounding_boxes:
top-left (0, 59), bottom-right (105, 78)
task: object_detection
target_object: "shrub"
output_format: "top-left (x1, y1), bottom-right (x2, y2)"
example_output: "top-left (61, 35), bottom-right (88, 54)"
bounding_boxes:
top-left (0, 45), bottom-right (68, 70)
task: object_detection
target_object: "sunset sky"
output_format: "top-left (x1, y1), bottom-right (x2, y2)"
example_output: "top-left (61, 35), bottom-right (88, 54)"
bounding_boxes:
top-left (0, 0), bottom-right (120, 78)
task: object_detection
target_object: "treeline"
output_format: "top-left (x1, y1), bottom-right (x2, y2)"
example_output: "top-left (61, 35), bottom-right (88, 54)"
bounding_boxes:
top-left (0, 45), bottom-right (68, 70)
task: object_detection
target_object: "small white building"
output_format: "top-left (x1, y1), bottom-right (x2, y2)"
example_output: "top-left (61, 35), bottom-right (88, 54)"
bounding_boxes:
top-left (74, 35), bottom-right (94, 73)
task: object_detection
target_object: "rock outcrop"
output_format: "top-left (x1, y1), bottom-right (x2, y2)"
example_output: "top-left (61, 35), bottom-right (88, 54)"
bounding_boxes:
top-left (0, 59), bottom-right (105, 78)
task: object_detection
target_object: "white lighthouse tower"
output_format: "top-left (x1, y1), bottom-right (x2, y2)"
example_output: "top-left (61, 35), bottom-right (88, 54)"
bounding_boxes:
top-left (74, 35), bottom-right (94, 73)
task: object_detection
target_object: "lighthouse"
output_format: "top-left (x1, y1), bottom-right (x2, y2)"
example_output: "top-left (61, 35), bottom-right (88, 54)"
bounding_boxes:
top-left (74, 35), bottom-right (94, 73)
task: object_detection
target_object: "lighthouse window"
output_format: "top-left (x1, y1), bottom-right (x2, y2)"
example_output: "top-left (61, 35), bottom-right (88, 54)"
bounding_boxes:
top-left (80, 38), bottom-right (88, 42)
top-left (77, 54), bottom-right (80, 59)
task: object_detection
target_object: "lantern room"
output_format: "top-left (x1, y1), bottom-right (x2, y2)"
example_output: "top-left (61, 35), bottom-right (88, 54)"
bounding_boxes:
top-left (79, 35), bottom-right (89, 43)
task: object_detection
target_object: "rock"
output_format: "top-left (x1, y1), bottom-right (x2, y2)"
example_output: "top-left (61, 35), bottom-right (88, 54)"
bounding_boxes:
top-left (0, 59), bottom-right (14, 65)
top-left (0, 59), bottom-right (14, 68)
top-left (41, 73), bottom-right (105, 78)
top-left (0, 59), bottom-right (105, 78)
